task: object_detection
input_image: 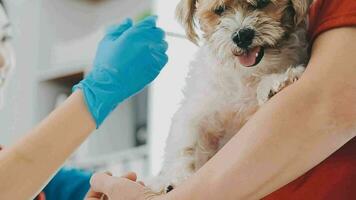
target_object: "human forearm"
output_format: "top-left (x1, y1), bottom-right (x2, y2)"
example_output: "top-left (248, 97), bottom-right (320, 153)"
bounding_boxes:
top-left (163, 28), bottom-right (356, 200)
top-left (224, 84), bottom-right (353, 199)
top-left (165, 78), bottom-right (355, 200)
top-left (0, 91), bottom-right (95, 199)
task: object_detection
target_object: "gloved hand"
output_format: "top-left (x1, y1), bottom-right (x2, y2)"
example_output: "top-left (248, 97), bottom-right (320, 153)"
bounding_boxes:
top-left (74, 16), bottom-right (168, 127)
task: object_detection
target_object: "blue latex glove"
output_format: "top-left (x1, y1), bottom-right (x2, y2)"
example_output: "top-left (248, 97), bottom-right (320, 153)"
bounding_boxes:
top-left (74, 16), bottom-right (168, 127)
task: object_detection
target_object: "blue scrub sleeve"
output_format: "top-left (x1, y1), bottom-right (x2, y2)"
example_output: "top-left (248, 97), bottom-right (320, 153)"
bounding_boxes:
top-left (43, 168), bottom-right (92, 200)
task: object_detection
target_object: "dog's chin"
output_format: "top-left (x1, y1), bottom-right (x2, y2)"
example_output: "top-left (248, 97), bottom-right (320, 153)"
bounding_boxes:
top-left (232, 47), bottom-right (265, 68)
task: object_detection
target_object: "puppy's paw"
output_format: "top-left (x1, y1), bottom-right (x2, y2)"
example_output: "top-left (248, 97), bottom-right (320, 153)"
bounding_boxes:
top-left (284, 65), bottom-right (305, 83)
top-left (165, 185), bottom-right (175, 193)
top-left (257, 74), bottom-right (282, 105)
top-left (257, 66), bottom-right (305, 105)
top-left (145, 176), bottom-right (175, 198)
top-left (144, 185), bottom-right (175, 200)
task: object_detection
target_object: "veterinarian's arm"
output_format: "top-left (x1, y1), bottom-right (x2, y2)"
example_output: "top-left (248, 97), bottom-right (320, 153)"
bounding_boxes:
top-left (0, 91), bottom-right (95, 200)
top-left (161, 27), bottom-right (356, 200)
top-left (0, 16), bottom-right (168, 200)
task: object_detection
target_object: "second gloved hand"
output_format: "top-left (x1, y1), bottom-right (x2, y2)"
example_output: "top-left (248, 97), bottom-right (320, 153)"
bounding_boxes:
top-left (74, 16), bottom-right (168, 127)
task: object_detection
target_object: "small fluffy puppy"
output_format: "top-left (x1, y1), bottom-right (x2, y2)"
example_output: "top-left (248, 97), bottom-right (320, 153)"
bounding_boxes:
top-left (148, 0), bottom-right (312, 195)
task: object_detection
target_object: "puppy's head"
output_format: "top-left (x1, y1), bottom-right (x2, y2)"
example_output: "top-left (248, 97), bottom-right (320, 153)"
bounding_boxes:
top-left (177, 0), bottom-right (311, 68)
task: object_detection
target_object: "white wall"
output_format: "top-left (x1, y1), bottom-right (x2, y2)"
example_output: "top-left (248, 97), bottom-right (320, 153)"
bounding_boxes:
top-left (0, 0), bottom-right (40, 145)
top-left (149, 0), bottom-right (198, 175)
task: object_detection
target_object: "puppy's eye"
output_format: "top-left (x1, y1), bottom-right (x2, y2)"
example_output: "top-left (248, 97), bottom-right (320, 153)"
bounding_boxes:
top-left (214, 5), bottom-right (226, 16)
top-left (254, 0), bottom-right (270, 9)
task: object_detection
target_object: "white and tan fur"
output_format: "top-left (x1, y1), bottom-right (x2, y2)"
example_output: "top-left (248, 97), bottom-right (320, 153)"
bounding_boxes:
top-left (147, 0), bottom-right (312, 195)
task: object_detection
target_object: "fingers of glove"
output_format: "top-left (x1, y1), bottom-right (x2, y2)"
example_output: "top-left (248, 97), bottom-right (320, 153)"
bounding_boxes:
top-left (149, 47), bottom-right (169, 71)
top-left (149, 40), bottom-right (168, 53)
top-left (139, 28), bottom-right (166, 43)
top-left (120, 28), bottom-right (165, 47)
top-left (105, 18), bottom-right (133, 40)
top-left (135, 15), bottom-right (158, 29)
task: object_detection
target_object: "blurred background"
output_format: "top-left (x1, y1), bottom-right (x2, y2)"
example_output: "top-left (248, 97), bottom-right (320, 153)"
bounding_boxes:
top-left (0, 0), bottom-right (197, 179)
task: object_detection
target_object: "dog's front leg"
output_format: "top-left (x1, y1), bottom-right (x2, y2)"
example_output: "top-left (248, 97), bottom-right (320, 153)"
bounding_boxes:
top-left (146, 107), bottom-right (202, 196)
top-left (257, 65), bottom-right (305, 105)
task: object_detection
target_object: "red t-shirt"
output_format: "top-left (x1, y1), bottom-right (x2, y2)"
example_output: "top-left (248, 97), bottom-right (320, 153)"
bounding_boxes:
top-left (264, 0), bottom-right (356, 199)
top-left (308, 0), bottom-right (356, 42)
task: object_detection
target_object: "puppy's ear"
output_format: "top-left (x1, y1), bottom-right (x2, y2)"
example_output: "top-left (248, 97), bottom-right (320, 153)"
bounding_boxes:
top-left (291, 0), bottom-right (312, 25)
top-left (176, 0), bottom-right (199, 44)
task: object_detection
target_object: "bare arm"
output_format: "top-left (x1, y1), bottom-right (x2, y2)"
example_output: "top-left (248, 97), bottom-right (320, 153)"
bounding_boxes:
top-left (162, 27), bottom-right (356, 200)
top-left (0, 91), bottom-right (96, 199)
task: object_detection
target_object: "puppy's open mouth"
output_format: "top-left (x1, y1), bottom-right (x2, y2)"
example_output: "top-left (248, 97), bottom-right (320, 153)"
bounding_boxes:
top-left (233, 47), bottom-right (265, 68)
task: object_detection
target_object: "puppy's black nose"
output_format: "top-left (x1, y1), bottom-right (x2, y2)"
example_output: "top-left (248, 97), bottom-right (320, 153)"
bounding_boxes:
top-left (232, 28), bottom-right (255, 49)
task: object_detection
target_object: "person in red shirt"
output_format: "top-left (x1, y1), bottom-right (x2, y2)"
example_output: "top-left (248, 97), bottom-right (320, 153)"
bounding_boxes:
top-left (262, 1), bottom-right (356, 199)
top-left (87, 1), bottom-right (356, 200)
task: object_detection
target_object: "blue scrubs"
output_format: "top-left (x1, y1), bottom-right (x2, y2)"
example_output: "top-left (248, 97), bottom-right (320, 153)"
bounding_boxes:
top-left (43, 168), bottom-right (92, 200)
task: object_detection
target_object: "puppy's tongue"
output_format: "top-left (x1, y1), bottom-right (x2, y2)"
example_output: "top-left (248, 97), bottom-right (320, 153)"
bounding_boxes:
top-left (237, 47), bottom-right (261, 67)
